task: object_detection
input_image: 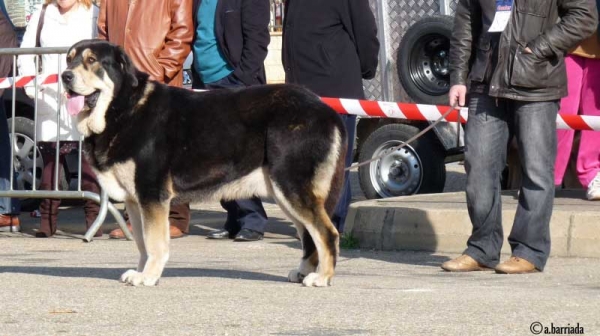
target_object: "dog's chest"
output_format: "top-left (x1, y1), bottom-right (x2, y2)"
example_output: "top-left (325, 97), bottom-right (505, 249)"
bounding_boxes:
top-left (93, 160), bottom-right (138, 202)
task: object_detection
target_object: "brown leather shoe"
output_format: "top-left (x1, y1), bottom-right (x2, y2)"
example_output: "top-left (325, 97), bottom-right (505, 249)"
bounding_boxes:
top-left (441, 255), bottom-right (492, 272)
top-left (0, 214), bottom-right (20, 232)
top-left (109, 223), bottom-right (185, 239)
top-left (495, 256), bottom-right (539, 274)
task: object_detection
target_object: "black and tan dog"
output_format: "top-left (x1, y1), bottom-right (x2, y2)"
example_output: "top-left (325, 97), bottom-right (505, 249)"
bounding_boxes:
top-left (60, 40), bottom-right (347, 287)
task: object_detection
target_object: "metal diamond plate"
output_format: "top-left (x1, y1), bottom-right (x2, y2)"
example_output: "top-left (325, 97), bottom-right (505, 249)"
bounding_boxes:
top-left (363, 0), bottom-right (457, 101)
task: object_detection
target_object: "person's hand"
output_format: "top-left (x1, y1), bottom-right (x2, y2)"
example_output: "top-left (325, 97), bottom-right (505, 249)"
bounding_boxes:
top-left (523, 46), bottom-right (533, 54)
top-left (448, 84), bottom-right (467, 108)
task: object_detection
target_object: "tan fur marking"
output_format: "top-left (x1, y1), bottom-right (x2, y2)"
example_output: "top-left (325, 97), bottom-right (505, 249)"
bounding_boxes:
top-left (136, 83), bottom-right (155, 108)
top-left (312, 129), bottom-right (342, 199)
top-left (69, 48), bottom-right (115, 135)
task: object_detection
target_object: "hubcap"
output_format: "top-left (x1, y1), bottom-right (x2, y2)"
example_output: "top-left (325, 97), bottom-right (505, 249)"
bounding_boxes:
top-left (11, 133), bottom-right (43, 191)
top-left (369, 140), bottom-right (423, 197)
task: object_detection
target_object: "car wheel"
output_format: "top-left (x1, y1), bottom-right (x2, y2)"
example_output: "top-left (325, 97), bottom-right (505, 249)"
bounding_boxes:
top-left (398, 15), bottom-right (454, 105)
top-left (7, 117), bottom-right (44, 211)
top-left (358, 124), bottom-right (446, 199)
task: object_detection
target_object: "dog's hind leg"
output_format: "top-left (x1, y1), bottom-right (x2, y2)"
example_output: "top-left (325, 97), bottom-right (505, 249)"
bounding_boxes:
top-left (120, 200), bottom-right (170, 286)
top-left (270, 183), bottom-right (339, 287)
top-left (288, 220), bottom-right (319, 283)
top-left (119, 200), bottom-right (147, 283)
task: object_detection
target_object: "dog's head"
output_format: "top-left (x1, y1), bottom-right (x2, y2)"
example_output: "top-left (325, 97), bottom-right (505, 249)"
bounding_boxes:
top-left (61, 40), bottom-right (140, 135)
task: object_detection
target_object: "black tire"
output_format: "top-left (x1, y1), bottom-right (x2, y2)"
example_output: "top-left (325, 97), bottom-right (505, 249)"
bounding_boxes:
top-left (358, 124), bottom-right (446, 199)
top-left (7, 116), bottom-right (68, 211)
top-left (398, 15), bottom-right (454, 105)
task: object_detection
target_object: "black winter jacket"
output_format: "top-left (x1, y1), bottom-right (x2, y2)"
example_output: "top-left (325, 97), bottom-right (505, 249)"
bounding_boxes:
top-left (192, 0), bottom-right (270, 86)
top-left (282, 0), bottom-right (379, 99)
top-left (450, 0), bottom-right (598, 101)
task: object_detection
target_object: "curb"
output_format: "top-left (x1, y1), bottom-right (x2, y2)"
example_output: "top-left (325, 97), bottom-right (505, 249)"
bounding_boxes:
top-left (344, 190), bottom-right (600, 258)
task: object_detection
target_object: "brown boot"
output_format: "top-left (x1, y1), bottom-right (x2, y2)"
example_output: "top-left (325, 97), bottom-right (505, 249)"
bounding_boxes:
top-left (441, 255), bottom-right (492, 272)
top-left (37, 198), bottom-right (60, 237)
top-left (495, 256), bottom-right (539, 274)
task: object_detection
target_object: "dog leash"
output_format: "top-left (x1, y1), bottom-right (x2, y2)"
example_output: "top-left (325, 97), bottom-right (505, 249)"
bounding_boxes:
top-left (345, 104), bottom-right (459, 171)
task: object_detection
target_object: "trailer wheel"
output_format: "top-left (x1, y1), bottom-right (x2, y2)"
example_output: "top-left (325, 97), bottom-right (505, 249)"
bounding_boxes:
top-left (398, 15), bottom-right (454, 105)
top-left (358, 124), bottom-right (446, 199)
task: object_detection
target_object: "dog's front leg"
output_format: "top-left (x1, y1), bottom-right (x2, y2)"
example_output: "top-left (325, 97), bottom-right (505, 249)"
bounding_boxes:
top-left (120, 201), bottom-right (170, 286)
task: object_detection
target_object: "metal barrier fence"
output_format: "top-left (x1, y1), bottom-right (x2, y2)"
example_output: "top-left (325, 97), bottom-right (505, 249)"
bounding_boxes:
top-left (0, 46), bottom-right (131, 242)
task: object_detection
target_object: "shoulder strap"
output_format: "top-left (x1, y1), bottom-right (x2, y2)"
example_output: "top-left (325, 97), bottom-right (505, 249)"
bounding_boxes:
top-left (35, 4), bottom-right (48, 48)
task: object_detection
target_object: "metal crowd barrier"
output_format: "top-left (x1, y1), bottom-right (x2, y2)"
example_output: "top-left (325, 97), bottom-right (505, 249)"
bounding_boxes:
top-left (0, 46), bottom-right (131, 242)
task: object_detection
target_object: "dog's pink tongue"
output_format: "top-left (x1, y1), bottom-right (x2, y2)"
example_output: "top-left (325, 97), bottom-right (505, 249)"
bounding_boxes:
top-left (66, 95), bottom-right (85, 116)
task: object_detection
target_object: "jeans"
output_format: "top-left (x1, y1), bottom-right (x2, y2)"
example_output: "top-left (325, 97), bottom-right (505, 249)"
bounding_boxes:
top-left (331, 113), bottom-right (356, 233)
top-left (0, 96), bottom-right (20, 215)
top-left (194, 72), bottom-right (268, 234)
top-left (464, 93), bottom-right (558, 271)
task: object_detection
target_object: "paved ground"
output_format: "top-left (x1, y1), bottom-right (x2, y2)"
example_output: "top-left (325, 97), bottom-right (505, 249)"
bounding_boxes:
top-left (2, 165), bottom-right (599, 335)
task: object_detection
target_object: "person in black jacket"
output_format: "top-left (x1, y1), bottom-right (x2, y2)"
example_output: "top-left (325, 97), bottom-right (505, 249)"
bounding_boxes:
top-left (0, 5), bottom-right (21, 232)
top-left (192, 0), bottom-right (271, 241)
top-left (282, 0), bottom-right (379, 233)
top-left (442, 0), bottom-right (597, 274)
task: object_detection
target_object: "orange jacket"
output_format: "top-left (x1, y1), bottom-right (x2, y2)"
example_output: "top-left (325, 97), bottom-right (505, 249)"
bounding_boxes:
top-left (97, 0), bottom-right (193, 87)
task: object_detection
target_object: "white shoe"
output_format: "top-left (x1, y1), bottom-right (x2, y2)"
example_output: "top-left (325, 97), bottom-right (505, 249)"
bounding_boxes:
top-left (586, 173), bottom-right (600, 200)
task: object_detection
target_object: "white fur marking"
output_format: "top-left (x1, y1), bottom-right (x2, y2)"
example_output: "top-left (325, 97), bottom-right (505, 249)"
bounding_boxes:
top-left (209, 167), bottom-right (270, 201)
top-left (94, 160), bottom-right (137, 202)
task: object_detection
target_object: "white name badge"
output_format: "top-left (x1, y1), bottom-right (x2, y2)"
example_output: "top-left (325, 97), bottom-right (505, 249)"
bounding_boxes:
top-left (488, 0), bottom-right (513, 33)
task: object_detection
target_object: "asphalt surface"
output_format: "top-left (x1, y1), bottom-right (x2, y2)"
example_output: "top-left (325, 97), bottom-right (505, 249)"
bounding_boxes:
top-left (1, 166), bottom-right (599, 335)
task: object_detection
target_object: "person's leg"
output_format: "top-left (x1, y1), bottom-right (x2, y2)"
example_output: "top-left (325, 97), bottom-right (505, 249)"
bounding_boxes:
top-left (462, 93), bottom-right (509, 268)
top-left (230, 197), bottom-right (267, 235)
top-left (0, 96), bottom-right (20, 218)
top-left (508, 100), bottom-right (559, 271)
top-left (38, 149), bottom-right (63, 237)
top-left (80, 156), bottom-right (102, 237)
top-left (555, 55), bottom-right (584, 186)
top-left (575, 57), bottom-right (600, 190)
top-left (331, 114), bottom-right (356, 233)
top-left (168, 203), bottom-right (190, 234)
top-left (201, 75), bottom-right (268, 239)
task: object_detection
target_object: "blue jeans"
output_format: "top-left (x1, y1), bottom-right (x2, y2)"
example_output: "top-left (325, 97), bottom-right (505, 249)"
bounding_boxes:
top-left (331, 113), bottom-right (356, 233)
top-left (464, 93), bottom-right (557, 271)
top-left (194, 72), bottom-right (268, 234)
top-left (0, 96), bottom-right (20, 215)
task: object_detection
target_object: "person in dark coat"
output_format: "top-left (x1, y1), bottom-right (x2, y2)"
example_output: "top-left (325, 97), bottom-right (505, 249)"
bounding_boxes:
top-left (192, 0), bottom-right (271, 242)
top-left (282, 0), bottom-right (379, 232)
top-left (0, 5), bottom-right (21, 232)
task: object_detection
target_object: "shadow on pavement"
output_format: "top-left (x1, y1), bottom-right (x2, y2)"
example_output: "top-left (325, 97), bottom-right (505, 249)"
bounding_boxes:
top-left (0, 266), bottom-right (287, 282)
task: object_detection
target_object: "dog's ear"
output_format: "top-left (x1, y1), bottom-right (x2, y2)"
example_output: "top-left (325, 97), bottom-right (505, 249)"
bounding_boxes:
top-left (116, 46), bottom-right (138, 87)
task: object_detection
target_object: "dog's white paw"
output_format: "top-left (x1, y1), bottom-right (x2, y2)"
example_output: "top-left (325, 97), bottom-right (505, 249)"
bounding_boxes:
top-left (119, 269), bottom-right (159, 286)
top-left (302, 272), bottom-right (331, 287)
top-left (288, 269), bottom-right (306, 283)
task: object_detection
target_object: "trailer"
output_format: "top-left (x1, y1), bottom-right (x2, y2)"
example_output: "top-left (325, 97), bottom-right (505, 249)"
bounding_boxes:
top-left (356, 0), bottom-right (462, 199)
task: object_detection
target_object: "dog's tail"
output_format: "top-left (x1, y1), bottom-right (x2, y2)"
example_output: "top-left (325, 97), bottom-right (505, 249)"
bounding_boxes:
top-left (324, 124), bottom-right (348, 217)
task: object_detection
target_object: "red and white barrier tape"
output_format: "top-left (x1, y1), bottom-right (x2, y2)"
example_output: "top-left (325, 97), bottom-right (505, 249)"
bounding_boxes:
top-left (0, 73), bottom-right (59, 89)
top-left (2, 73), bottom-right (599, 131)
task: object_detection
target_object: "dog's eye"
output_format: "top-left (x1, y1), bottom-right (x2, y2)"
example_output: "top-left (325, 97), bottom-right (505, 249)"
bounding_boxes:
top-left (66, 56), bottom-right (72, 63)
top-left (88, 56), bottom-right (96, 63)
